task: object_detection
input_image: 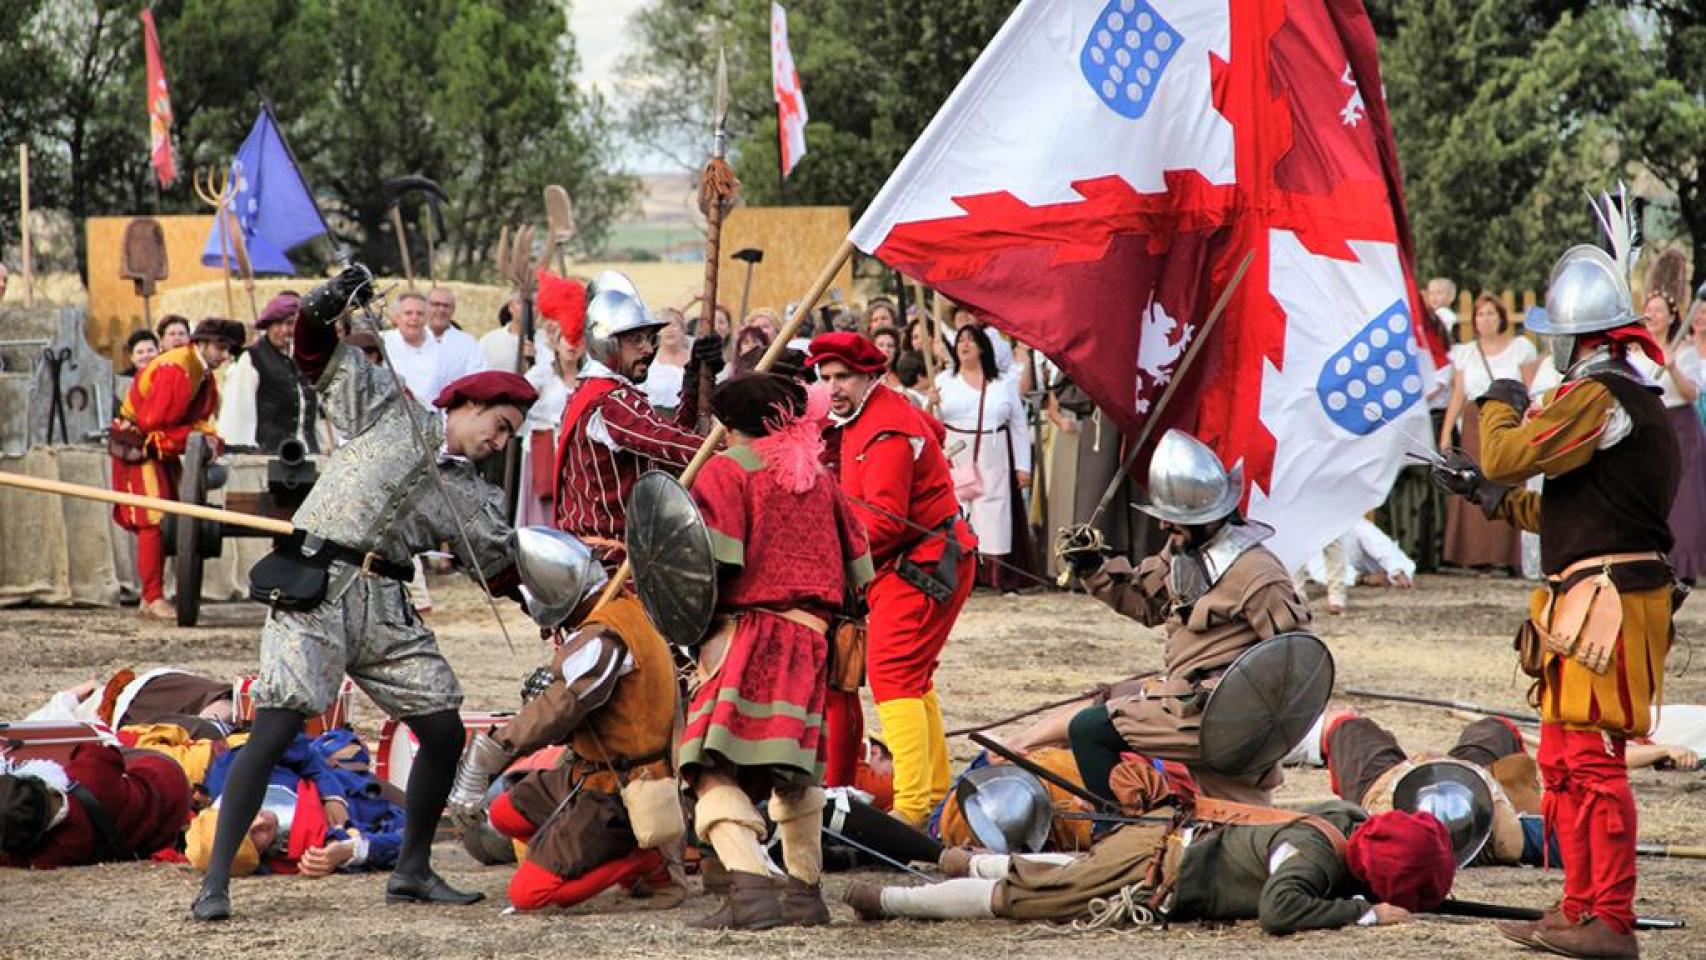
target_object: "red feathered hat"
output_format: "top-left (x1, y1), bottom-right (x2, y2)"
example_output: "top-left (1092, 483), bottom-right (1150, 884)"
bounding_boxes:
top-left (1345, 809), bottom-right (1456, 912)
top-left (433, 370), bottom-right (538, 412)
top-left (536, 268), bottom-right (587, 349)
top-left (805, 331), bottom-right (887, 375)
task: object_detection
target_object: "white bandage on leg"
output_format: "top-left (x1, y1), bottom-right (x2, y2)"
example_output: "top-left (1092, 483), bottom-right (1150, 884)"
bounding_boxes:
top-left (879, 879), bottom-right (999, 919)
top-left (967, 854), bottom-right (1012, 879)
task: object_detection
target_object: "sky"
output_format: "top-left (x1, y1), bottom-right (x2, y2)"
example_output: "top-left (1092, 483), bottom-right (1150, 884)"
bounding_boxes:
top-left (570, 0), bottom-right (660, 172)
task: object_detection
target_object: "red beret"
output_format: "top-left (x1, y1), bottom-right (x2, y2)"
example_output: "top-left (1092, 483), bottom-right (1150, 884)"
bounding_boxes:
top-left (805, 331), bottom-right (887, 374)
top-left (433, 370), bottom-right (538, 412)
top-left (1345, 809), bottom-right (1455, 912)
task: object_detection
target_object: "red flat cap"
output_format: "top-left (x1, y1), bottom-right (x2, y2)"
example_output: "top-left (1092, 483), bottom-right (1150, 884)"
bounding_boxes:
top-left (805, 331), bottom-right (887, 374)
top-left (1345, 809), bottom-right (1455, 912)
top-left (433, 370), bottom-right (538, 411)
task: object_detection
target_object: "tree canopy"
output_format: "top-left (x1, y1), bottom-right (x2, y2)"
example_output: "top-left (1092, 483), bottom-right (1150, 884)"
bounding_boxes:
top-left (1, 0), bottom-right (635, 281)
top-left (625, 0), bottom-right (1706, 293)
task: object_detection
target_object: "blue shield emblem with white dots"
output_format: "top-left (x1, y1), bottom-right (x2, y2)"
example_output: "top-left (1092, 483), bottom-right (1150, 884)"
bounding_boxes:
top-left (1318, 300), bottom-right (1425, 436)
top-left (1080, 0), bottom-right (1182, 120)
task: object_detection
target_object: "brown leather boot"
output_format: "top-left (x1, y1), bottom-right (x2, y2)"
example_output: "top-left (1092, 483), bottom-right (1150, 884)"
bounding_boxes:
top-left (1534, 917), bottom-right (1639, 959)
top-left (699, 854), bottom-right (731, 896)
top-left (842, 880), bottom-right (887, 922)
top-left (779, 876), bottom-right (831, 926)
top-left (1496, 906), bottom-right (1572, 948)
top-left (938, 846), bottom-right (975, 878)
top-left (690, 870), bottom-right (782, 930)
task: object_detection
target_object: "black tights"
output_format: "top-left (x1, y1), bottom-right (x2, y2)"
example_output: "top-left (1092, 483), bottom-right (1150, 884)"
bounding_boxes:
top-left (1068, 705), bottom-right (1127, 807)
top-left (201, 707), bottom-right (465, 891)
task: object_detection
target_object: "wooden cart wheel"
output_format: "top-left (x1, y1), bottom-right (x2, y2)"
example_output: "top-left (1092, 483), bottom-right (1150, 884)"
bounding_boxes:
top-left (174, 433), bottom-right (209, 627)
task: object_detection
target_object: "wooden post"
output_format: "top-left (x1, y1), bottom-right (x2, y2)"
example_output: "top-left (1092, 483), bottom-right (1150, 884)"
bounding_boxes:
top-left (595, 239), bottom-right (857, 606)
top-left (19, 144), bottom-right (34, 306)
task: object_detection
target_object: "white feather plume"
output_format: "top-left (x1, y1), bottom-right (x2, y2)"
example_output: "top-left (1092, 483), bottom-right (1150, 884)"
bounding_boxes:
top-left (1587, 182), bottom-right (1641, 288)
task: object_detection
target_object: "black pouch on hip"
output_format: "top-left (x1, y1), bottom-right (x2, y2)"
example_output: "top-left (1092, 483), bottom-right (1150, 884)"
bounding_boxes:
top-left (248, 532), bottom-right (331, 611)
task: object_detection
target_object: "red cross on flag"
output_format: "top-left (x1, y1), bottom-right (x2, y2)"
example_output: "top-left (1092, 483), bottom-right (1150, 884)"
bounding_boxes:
top-left (851, 0), bottom-right (1444, 566)
top-left (771, 2), bottom-right (808, 178)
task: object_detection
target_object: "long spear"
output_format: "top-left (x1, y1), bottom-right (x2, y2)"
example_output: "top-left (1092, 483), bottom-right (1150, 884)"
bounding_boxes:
top-left (1342, 686), bottom-right (1539, 724)
top-left (695, 49), bottom-right (739, 422)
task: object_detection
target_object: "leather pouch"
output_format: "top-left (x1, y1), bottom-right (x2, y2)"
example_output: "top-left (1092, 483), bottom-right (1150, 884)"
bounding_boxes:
top-left (248, 538), bottom-right (329, 611)
top-left (1542, 572), bottom-right (1623, 675)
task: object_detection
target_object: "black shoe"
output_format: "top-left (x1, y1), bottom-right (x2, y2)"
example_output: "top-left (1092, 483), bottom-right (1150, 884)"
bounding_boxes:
top-left (190, 885), bottom-right (232, 923)
top-left (386, 870), bottom-right (486, 906)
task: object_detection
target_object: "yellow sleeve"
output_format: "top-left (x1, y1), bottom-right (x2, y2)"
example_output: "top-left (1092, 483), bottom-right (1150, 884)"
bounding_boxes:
top-left (1479, 380), bottom-right (1615, 485)
top-left (1494, 489), bottom-right (1543, 533)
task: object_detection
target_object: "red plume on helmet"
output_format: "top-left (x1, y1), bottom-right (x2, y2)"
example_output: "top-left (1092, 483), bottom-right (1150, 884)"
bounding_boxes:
top-left (536, 269), bottom-right (587, 348)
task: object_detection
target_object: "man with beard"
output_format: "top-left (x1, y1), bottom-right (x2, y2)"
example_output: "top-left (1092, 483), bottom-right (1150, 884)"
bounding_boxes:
top-left (1055, 429), bottom-right (1310, 805)
top-left (806, 332), bottom-right (976, 826)
top-left (554, 272), bottom-right (724, 568)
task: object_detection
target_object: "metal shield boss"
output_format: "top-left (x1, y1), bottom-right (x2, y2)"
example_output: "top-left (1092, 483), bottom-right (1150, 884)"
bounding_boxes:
top-left (954, 765), bottom-right (1053, 854)
top-left (1393, 759), bottom-right (1495, 868)
top-left (1197, 632), bottom-right (1335, 776)
top-left (625, 470), bottom-right (717, 647)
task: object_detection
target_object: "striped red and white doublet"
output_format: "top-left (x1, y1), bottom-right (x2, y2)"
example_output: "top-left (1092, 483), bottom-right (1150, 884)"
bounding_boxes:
top-left (553, 376), bottom-right (702, 565)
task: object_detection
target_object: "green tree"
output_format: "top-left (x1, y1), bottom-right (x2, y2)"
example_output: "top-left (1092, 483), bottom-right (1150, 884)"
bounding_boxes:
top-left (1617, 2), bottom-right (1706, 290)
top-left (621, 0), bottom-right (1008, 212)
top-left (1384, 0), bottom-right (1632, 292)
top-left (4, 0), bottom-right (634, 282)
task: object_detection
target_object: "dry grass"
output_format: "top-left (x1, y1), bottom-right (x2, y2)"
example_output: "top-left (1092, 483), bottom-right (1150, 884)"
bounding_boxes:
top-left (1, 572), bottom-right (1703, 959)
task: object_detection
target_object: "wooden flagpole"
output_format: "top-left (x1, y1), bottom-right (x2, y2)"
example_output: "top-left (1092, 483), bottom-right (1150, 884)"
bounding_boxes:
top-left (595, 239), bottom-right (856, 606)
top-left (19, 145), bottom-right (34, 306)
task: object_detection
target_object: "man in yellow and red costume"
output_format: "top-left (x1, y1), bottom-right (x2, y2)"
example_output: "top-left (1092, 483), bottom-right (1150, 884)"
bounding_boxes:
top-left (807, 332), bottom-right (976, 826)
top-left (110, 318), bottom-right (245, 618)
top-left (1435, 213), bottom-right (1680, 959)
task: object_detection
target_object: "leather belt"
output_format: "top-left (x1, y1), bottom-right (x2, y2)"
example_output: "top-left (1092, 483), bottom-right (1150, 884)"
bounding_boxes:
top-left (313, 538), bottom-right (414, 581)
top-left (752, 607), bottom-right (831, 634)
top-left (1553, 551), bottom-right (1663, 582)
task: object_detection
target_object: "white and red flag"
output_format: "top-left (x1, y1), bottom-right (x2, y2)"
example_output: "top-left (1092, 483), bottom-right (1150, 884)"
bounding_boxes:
top-left (851, 0), bottom-right (1442, 567)
top-left (141, 8), bottom-right (176, 187)
top-left (771, 2), bottom-right (808, 178)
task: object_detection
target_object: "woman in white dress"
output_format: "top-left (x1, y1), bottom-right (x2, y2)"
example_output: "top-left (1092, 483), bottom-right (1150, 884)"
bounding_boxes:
top-left (937, 325), bottom-right (1033, 590)
top-left (516, 323), bottom-right (581, 528)
top-left (1632, 292), bottom-right (1706, 581)
top-left (1437, 294), bottom-right (1534, 571)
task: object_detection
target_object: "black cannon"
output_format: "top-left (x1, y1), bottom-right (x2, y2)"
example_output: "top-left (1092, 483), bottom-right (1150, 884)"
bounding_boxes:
top-left (160, 434), bottom-right (318, 626)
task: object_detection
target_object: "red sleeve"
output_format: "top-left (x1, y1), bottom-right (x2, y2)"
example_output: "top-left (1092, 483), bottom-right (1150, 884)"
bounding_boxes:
top-left (854, 433), bottom-right (917, 561)
top-left (833, 482), bottom-right (874, 588)
top-left (597, 389), bottom-right (705, 467)
top-left (691, 455), bottom-right (750, 569)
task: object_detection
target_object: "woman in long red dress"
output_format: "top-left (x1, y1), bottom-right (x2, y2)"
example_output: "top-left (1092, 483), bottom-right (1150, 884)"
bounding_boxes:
top-left (677, 373), bottom-right (872, 930)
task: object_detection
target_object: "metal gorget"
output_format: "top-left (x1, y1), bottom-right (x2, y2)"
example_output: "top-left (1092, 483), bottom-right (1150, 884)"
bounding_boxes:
top-left (1168, 520), bottom-right (1275, 608)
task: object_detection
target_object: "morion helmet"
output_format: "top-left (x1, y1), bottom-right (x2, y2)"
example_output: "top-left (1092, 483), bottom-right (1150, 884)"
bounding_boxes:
top-left (582, 271), bottom-right (664, 370)
top-left (1133, 429), bottom-right (1244, 526)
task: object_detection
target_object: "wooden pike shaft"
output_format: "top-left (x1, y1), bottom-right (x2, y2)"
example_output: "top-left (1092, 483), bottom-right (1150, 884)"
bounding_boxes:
top-left (390, 205), bottom-right (415, 290)
top-left (0, 470), bottom-right (293, 536)
top-left (596, 240), bottom-right (857, 606)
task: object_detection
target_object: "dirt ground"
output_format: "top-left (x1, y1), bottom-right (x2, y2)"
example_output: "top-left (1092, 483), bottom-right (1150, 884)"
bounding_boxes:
top-left (2, 572), bottom-right (1703, 960)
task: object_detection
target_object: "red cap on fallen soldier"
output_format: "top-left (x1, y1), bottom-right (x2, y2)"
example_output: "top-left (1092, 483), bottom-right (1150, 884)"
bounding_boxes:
top-left (433, 370), bottom-right (538, 412)
top-left (1345, 809), bottom-right (1455, 911)
top-left (805, 331), bottom-right (887, 375)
